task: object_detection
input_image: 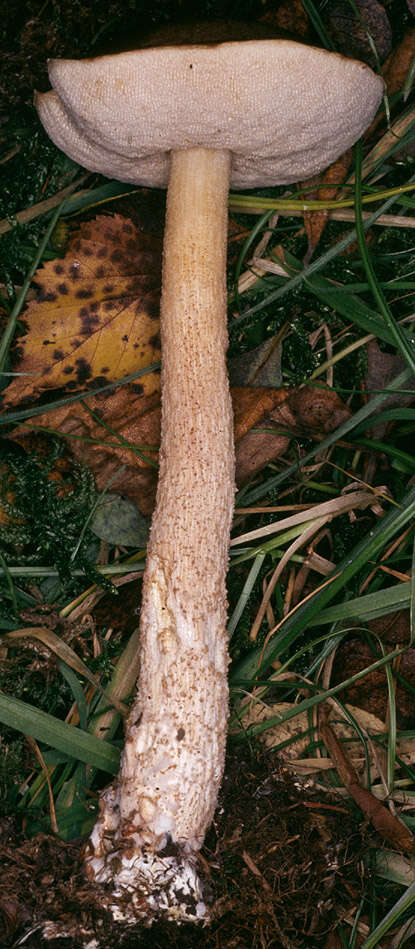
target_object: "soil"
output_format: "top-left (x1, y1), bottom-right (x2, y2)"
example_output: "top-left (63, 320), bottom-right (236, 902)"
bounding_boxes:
top-left (0, 744), bottom-right (371, 949)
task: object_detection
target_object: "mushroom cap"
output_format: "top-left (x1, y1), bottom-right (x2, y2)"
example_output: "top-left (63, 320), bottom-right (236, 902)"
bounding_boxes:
top-left (36, 40), bottom-right (384, 189)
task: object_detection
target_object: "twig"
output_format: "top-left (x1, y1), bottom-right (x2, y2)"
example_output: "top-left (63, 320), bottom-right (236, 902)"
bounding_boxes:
top-left (319, 705), bottom-right (415, 854)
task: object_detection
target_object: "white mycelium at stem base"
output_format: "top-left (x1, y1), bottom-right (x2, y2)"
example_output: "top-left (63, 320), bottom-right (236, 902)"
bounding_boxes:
top-left (84, 148), bottom-right (235, 922)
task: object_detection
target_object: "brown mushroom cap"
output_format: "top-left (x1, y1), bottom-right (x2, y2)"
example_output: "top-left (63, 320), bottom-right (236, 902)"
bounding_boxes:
top-left (37, 40), bottom-right (384, 189)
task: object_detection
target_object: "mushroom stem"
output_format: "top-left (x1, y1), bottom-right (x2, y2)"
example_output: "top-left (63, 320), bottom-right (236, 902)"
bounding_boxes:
top-left (84, 147), bottom-right (235, 922)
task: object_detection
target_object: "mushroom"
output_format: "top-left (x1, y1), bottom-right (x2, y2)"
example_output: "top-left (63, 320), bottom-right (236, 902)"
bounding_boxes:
top-left (36, 30), bottom-right (383, 925)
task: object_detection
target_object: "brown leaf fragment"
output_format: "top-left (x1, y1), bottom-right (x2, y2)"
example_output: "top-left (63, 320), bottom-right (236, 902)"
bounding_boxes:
top-left (369, 610), bottom-right (412, 646)
top-left (235, 429), bottom-right (290, 487)
top-left (323, 935), bottom-right (345, 949)
top-left (331, 629), bottom-right (415, 729)
top-left (232, 386), bottom-right (289, 442)
top-left (0, 898), bottom-right (20, 938)
top-left (14, 386), bottom-right (161, 516)
top-left (260, 0), bottom-right (310, 39)
top-left (329, 0), bottom-right (392, 67)
top-left (319, 709), bottom-right (363, 788)
top-left (349, 785), bottom-right (415, 853)
top-left (366, 338), bottom-right (409, 398)
top-left (288, 384), bottom-right (351, 433)
top-left (229, 336), bottom-right (283, 389)
top-left (235, 384), bottom-right (351, 485)
top-left (300, 149), bottom-right (353, 258)
top-left (319, 710), bottom-right (415, 854)
top-left (234, 385), bottom-right (296, 486)
top-left (382, 27), bottom-right (415, 96)
top-left (365, 339), bottom-right (415, 439)
top-left (1, 214), bottom-right (161, 410)
top-left (324, 933), bottom-right (371, 948)
top-left (241, 850), bottom-right (273, 893)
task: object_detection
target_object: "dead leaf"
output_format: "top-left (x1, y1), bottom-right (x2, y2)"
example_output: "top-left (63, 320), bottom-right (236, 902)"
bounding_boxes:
top-left (241, 850), bottom-right (273, 893)
top-left (319, 707), bottom-right (415, 854)
top-left (232, 386), bottom-right (288, 442)
top-left (323, 935), bottom-right (345, 949)
top-left (239, 697), bottom-right (415, 848)
top-left (366, 338), bottom-right (409, 399)
top-left (260, 0), bottom-right (310, 39)
top-left (331, 631), bottom-right (415, 729)
top-left (91, 493), bottom-right (149, 547)
top-left (12, 383), bottom-right (350, 511)
top-left (329, 0), bottom-right (392, 67)
top-left (235, 384), bottom-right (351, 485)
top-left (300, 150), bottom-right (353, 259)
top-left (1, 214), bottom-right (161, 409)
top-left (288, 384), bottom-right (351, 432)
top-left (365, 339), bottom-right (415, 440)
top-left (229, 336), bottom-right (283, 388)
top-left (348, 783), bottom-right (414, 851)
top-left (369, 610), bottom-right (412, 646)
top-left (237, 699), bottom-right (386, 762)
top-left (382, 27), bottom-right (415, 95)
top-left (13, 387), bottom-right (161, 516)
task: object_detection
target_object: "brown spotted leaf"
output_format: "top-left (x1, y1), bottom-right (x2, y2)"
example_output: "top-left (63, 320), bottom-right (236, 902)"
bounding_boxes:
top-left (2, 215), bottom-right (161, 408)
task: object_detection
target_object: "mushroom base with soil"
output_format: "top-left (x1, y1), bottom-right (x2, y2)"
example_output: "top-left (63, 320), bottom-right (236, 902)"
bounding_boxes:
top-left (83, 147), bottom-right (235, 923)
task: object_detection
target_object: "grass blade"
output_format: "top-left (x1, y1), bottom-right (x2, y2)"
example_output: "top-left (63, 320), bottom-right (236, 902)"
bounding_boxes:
top-left (231, 484), bottom-right (415, 683)
top-left (0, 692), bottom-right (120, 773)
top-left (354, 139), bottom-right (415, 374)
top-left (360, 881), bottom-right (415, 948)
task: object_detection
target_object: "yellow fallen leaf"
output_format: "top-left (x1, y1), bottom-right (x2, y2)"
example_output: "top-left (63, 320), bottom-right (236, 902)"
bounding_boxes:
top-left (2, 214), bottom-right (161, 408)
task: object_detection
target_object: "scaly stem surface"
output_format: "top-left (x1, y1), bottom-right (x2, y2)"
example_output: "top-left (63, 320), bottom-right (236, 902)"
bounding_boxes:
top-left (84, 147), bottom-right (235, 923)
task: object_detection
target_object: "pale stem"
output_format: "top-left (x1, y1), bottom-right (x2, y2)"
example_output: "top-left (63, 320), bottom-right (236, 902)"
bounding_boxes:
top-left (84, 147), bottom-right (235, 923)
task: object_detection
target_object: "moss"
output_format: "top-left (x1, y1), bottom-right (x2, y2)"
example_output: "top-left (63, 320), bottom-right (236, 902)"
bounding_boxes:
top-left (0, 435), bottom-right (96, 582)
